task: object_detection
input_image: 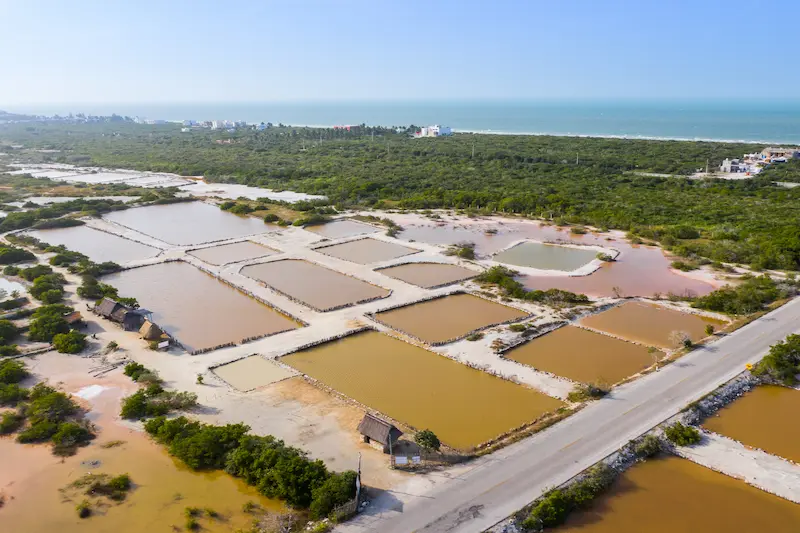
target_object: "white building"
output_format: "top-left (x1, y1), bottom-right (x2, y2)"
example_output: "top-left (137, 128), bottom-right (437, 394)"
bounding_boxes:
top-left (211, 120), bottom-right (224, 130)
top-left (415, 125), bottom-right (453, 138)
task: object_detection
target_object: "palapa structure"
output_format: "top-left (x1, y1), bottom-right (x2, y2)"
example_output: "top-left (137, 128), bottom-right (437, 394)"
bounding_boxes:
top-left (357, 413), bottom-right (402, 454)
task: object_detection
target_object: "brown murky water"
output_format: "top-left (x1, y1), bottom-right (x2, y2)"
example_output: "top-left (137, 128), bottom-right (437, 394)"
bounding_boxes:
top-left (104, 202), bottom-right (277, 245)
top-left (315, 238), bottom-right (419, 264)
top-left (494, 241), bottom-right (598, 271)
top-left (103, 262), bottom-right (300, 352)
top-left (505, 326), bottom-right (659, 385)
top-left (188, 240), bottom-right (279, 266)
top-left (305, 219), bottom-right (379, 239)
top-left (375, 293), bottom-right (528, 344)
top-left (28, 226), bottom-right (161, 264)
top-left (399, 219), bottom-right (716, 298)
top-left (579, 301), bottom-right (723, 349)
top-left (240, 259), bottom-right (390, 311)
top-left (281, 331), bottom-right (563, 450)
top-left (556, 456), bottom-right (800, 532)
top-left (377, 263), bottom-right (478, 288)
top-left (0, 387), bottom-right (283, 533)
top-left (703, 385), bottom-right (800, 463)
top-left (213, 356), bottom-right (295, 392)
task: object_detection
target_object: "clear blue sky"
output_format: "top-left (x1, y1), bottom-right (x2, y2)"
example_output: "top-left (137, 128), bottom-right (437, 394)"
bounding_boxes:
top-left (1, 0), bottom-right (798, 105)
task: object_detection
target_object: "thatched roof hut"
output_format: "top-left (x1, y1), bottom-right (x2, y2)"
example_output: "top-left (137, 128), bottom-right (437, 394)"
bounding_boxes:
top-left (95, 297), bottom-right (124, 319)
top-left (357, 413), bottom-right (402, 453)
top-left (139, 320), bottom-right (164, 341)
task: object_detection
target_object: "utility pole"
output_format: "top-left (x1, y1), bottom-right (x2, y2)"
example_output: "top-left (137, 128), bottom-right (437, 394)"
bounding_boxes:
top-left (576, 152), bottom-right (579, 165)
top-left (472, 141), bottom-right (475, 159)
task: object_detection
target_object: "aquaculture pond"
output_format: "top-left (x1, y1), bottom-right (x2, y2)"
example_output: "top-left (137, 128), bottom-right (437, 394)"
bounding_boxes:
top-left (304, 219), bottom-right (379, 239)
top-left (579, 301), bottom-right (722, 349)
top-left (555, 456), bottom-right (800, 532)
top-left (493, 241), bottom-right (599, 271)
top-left (281, 331), bottom-right (563, 450)
top-left (315, 238), bottom-right (419, 264)
top-left (240, 259), bottom-right (390, 311)
top-left (398, 218), bottom-right (716, 298)
top-left (103, 262), bottom-right (300, 352)
top-left (504, 326), bottom-right (659, 385)
top-left (374, 293), bottom-right (528, 344)
top-left (28, 226), bottom-right (161, 264)
top-left (103, 201), bottom-right (276, 245)
top-left (188, 241), bottom-right (278, 266)
top-left (376, 262), bottom-right (478, 288)
top-left (213, 356), bottom-right (296, 392)
top-left (703, 385), bottom-right (800, 463)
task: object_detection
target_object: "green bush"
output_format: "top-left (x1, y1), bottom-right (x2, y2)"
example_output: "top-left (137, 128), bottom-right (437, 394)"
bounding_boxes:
top-left (309, 470), bottom-right (358, 519)
top-left (664, 422), bottom-right (702, 446)
top-left (0, 411), bottom-right (25, 434)
top-left (0, 359), bottom-right (29, 384)
top-left (53, 330), bottom-right (87, 354)
top-left (76, 499), bottom-right (91, 519)
top-left (52, 421), bottom-right (94, 453)
top-left (0, 383), bottom-right (29, 406)
top-left (263, 213), bottom-right (280, 223)
top-left (0, 320), bottom-right (19, 344)
top-left (751, 334), bottom-right (800, 385)
top-left (0, 246), bottom-right (35, 265)
top-left (634, 435), bottom-right (662, 458)
top-left (692, 275), bottom-right (785, 315)
top-left (29, 312), bottom-right (70, 342)
top-left (415, 429), bottom-right (441, 451)
top-left (476, 266), bottom-right (590, 305)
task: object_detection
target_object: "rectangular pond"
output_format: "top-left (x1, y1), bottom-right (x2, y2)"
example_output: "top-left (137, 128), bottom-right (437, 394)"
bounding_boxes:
top-left (703, 385), bottom-right (800, 463)
top-left (493, 241), bottom-right (598, 271)
top-left (556, 456), bottom-right (800, 532)
top-left (374, 293), bottom-right (528, 344)
top-left (213, 356), bottom-right (295, 392)
top-left (281, 331), bottom-right (563, 450)
top-left (504, 326), bottom-right (659, 385)
top-left (376, 262), bottom-right (478, 288)
top-left (240, 259), bottom-right (390, 311)
top-left (28, 226), bottom-right (161, 264)
top-left (103, 201), bottom-right (276, 245)
top-left (304, 219), bottom-right (379, 239)
top-left (188, 241), bottom-right (279, 266)
top-left (103, 262), bottom-right (301, 352)
top-left (314, 238), bottom-right (419, 264)
top-left (579, 301), bottom-right (722, 349)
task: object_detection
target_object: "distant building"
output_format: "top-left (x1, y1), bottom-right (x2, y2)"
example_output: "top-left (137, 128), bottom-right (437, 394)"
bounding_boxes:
top-left (211, 120), bottom-right (224, 129)
top-left (257, 122), bottom-right (268, 131)
top-left (761, 147), bottom-right (800, 160)
top-left (720, 158), bottom-right (744, 172)
top-left (415, 125), bottom-right (453, 138)
top-left (357, 413), bottom-right (402, 453)
top-left (94, 298), bottom-right (152, 331)
top-left (181, 128), bottom-right (191, 133)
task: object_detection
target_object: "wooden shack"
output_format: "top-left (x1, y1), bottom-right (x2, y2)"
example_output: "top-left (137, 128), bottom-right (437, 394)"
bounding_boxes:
top-left (357, 413), bottom-right (402, 454)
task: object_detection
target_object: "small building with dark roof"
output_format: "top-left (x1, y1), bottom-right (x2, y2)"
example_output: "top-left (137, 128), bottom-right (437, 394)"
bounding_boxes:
top-left (95, 297), bottom-right (124, 319)
top-left (95, 298), bottom-right (152, 331)
top-left (357, 413), bottom-right (402, 454)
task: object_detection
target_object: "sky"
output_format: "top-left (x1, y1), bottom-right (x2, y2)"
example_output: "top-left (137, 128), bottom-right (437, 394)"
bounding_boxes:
top-left (1, 0), bottom-right (798, 106)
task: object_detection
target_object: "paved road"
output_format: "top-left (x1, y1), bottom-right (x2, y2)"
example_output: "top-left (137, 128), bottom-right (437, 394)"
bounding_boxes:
top-left (343, 298), bottom-right (800, 533)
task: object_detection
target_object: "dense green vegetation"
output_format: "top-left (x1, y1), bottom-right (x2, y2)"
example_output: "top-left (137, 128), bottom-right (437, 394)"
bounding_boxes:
top-left (476, 266), bottom-right (590, 306)
top-left (0, 245), bottom-right (35, 264)
top-left (28, 303), bottom-right (74, 342)
top-left (415, 429), bottom-right (441, 452)
top-left (3, 122), bottom-right (799, 269)
top-left (664, 422), bottom-right (702, 446)
top-left (691, 274), bottom-right (796, 315)
top-left (52, 330), bottom-right (87, 354)
top-left (752, 334), bottom-right (800, 385)
top-left (144, 416), bottom-right (357, 519)
top-left (759, 159), bottom-right (800, 183)
top-left (120, 362), bottom-right (197, 419)
top-left (0, 197), bottom-right (128, 232)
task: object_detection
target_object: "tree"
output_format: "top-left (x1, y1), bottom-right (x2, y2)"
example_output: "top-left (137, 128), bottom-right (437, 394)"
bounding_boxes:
top-left (751, 334), bottom-right (800, 385)
top-left (664, 422), bottom-right (702, 446)
top-left (53, 331), bottom-right (87, 354)
top-left (309, 470), bottom-right (358, 519)
top-left (668, 330), bottom-right (692, 349)
top-left (705, 324), bottom-right (715, 336)
top-left (29, 313), bottom-right (70, 342)
top-left (415, 429), bottom-right (441, 452)
top-left (0, 359), bottom-right (28, 384)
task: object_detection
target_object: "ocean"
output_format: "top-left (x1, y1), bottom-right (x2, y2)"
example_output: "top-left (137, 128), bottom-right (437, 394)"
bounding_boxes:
top-left (8, 100), bottom-right (800, 144)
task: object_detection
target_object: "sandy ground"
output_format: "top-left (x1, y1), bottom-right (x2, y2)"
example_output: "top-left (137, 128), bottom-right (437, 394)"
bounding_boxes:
top-left (674, 430), bottom-right (800, 504)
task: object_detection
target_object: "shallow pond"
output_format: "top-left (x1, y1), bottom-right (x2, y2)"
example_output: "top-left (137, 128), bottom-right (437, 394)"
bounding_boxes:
top-left (504, 326), bottom-right (659, 385)
top-left (374, 293), bottom-right (528, 344)
top-left (213, 356), bottom-right (296, 392)
top-left (555, 456), bottom-right (800, 532)
top-left (579, 301), bottom-right (722, 349)
top-left (103, 202), bottom-right (276, 245)
top-left (281, 331), bottom-right (563, 450)
top-left (377, 263), bottom-right (478, 288)
top-left (240, 259), bottom-right (390, 311)
top-left (28, 226), bottom-right (161, 264)
top-left (304, 219), bottom-right (379, 239)
top-left (103, 262), bottom-right (301, 352)
top-left (315, 238), bottom-right (419, 264)
top-left (703, 385), bottom-right (800, 463)
top-left (493, 241), bottom-right (598, 271)
top-left (189, 241), bottom-right (279, 266)
top-left (398, 219), bottom-right (716, 298)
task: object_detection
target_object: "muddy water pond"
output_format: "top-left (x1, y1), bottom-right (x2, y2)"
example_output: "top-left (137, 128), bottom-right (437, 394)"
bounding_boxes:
top-left (28, 226), bottom-right (161, 264)
top-left (240, 259), bottom-right (390, 311)
top-left (494, 241), bottom-right (598, 271)
top-left (315, 238), bottom-right (419, 264)
top-left (188, 240), bottom-right (279, 266)
top-left (398, 220), bottom-right (716, 298)
top-left (281, 331), bottom-right (563, 449)
top-left (0, 389), bottom-right (283, 533)
top-left (213, 356), bottom-right (296, 392)
top-left (556, 456), bottom-right (800, 532)
top-left (377, 263), bottom-right (478, 288)
top-left (505, 326), bottom-right (659, 385)
top-left (703, 385), bottom-right (800, 463)
top-left (375, 293), bottom-right (528, 344)
top-left (579, 301), bottom-right (722, 349)
top-left (103, 262), bottom-right (300, 352)
top-left (103, 201), bottom-right (276, 245)
top-left (305, 219), bottom-right (378, 239)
